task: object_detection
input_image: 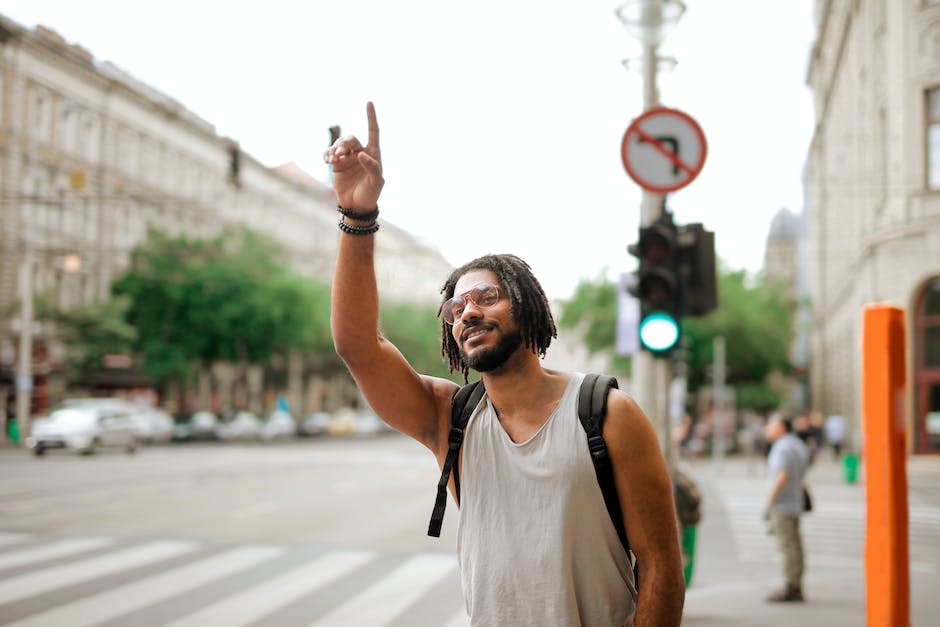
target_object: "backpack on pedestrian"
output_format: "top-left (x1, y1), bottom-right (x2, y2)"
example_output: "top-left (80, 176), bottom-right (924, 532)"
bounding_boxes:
top-left (427, 373), bottom-right (639, 584)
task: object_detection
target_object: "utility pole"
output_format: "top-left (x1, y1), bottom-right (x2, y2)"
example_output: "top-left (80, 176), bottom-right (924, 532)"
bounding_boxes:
top-left (616, 0), bottom-right (686, 465)
top-left (14, 244), bottom-right (34, 443)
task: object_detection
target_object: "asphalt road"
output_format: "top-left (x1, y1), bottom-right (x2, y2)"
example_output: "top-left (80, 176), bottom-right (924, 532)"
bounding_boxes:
top-left (0, 434), bottom-right (459, 551)
top-left (1, 436), bottom-right (938, 626)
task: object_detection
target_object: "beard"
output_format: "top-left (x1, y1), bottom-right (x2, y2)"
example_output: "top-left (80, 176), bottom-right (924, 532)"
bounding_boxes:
top-left (460, 327), bottom-right (524, 373)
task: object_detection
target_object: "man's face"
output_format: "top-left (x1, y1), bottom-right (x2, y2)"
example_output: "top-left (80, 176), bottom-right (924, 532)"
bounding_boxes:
top-left (450, 269), bottom-right (522, 373)
top-left (765, 419), bottom-right (784, 442)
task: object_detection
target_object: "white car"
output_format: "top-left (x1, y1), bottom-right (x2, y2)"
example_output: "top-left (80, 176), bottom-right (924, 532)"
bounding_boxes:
top-left (131, 408), bottom-right (175, 444)
top-left (261, 411), bottom-right (296, 441)
top-left (215, 411), bottom-right (262, 441)
top-left (28, 406), bottom-right (138, 456)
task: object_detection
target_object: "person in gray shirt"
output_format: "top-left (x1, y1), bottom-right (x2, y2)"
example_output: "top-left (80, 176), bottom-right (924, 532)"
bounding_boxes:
top-left (763, 415), bottom-right (810, 602)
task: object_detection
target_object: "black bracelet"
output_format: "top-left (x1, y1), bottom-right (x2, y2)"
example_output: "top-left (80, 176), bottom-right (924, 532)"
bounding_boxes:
top-left (338, 217), bottom-right (380, 236)
top-left (337, 204), bottom-right (380, 222)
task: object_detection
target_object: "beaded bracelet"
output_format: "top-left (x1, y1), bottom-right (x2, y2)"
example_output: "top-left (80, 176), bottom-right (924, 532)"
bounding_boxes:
top-left (337, 204), bottom-right (380, 222)
top-left (338, 217), bottom-right (380, 236)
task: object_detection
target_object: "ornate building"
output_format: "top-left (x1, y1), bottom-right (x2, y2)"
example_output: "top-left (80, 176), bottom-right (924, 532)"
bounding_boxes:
top-left (806, 0), bottom-right (940, 454)
top-left (0, 16), bottom-right (452, 426)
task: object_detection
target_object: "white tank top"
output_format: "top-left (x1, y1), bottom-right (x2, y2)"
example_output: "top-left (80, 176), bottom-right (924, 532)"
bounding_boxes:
top-left (456, 372), bottom-right (637, 626)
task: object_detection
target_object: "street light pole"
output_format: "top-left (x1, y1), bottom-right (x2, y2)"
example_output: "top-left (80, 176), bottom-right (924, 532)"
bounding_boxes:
top-left (15, 244), bottom-right (34, 443)
top-left (616, 0), bottom-right (685, 466)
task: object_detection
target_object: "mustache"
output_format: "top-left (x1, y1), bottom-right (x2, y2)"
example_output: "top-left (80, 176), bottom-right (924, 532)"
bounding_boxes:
top-left (460, 320), bottom-right (493, 341)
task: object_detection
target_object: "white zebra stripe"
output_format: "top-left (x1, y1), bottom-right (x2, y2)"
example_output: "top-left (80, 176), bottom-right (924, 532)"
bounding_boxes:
top-left (161, 549), bottom-right (376, 627)
top-left (308, 553), bottom-right (457, 627)
top-left (0, 537), bottom-right (115, 571)
top-left (5, 545), bottom-right (283, 627)
top-left (0, 540), bottom-right (197, 605)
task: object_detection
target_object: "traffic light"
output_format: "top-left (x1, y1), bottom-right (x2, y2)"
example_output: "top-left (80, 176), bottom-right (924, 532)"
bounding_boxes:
top-left (629, 213), bottom-right (681, 356)
top-left (676, 223), bottom-right (718, 317)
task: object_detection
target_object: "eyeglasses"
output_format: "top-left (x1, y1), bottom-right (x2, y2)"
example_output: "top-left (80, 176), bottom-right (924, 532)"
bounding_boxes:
top-left (440, 283), bottom-right (501, 325)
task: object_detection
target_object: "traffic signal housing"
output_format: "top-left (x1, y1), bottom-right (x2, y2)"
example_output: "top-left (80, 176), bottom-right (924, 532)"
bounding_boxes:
top-left (629, 213), bottom-right (681, 356)
top-left (676, 223), bottom-right (718, 317)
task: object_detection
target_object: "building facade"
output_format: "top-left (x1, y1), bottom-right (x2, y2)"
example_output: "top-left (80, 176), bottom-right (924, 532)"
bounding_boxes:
top-left (0, 16), bottom-right (452, 423)
top-left (806, 0), bottom-right (940, 454)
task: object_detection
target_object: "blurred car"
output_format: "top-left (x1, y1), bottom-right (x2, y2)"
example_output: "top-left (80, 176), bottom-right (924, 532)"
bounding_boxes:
top-left (130, 408), bottom-right (175, 444)
top-left (28, 405), bottom-right (137, 456)
top-left (356, 410), bottom-right (390, 436)
top-left (216, 411), bottom-right (262, 441)
top-left (261, 410), bottom-right (297, 441)
top-left (299, 411), bottom-right (331, 437)
top-left (327, 408), bottom-right (358, 436)
top-left (190, 411), bottom-right (219, 440)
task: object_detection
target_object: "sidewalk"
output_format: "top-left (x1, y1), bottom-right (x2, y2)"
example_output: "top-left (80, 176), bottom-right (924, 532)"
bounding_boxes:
top-left (679, 453), bottom-right (940, 626)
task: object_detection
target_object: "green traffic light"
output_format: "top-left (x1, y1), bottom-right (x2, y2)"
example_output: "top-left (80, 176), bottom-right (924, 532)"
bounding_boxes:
top-left (639, 312), bottom-right (680, 353)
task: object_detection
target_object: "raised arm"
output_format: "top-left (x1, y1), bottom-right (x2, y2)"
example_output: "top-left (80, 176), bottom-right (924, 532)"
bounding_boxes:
top-left (603, 391), bottom-right (685, 627)
top-left (325, 103), bottom-right (456, 456)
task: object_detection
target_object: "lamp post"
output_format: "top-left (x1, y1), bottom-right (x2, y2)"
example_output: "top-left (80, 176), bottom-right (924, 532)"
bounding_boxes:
top-left (14, 245), bottom-right (34, 444)
top-left (615, 0), bottom-right (686, 466)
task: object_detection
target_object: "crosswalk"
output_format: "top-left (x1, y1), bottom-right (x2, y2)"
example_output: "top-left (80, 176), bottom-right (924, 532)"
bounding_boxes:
top-left (0, 532), bottom-right (468, 627)
top-left (711, 471), bottom-right (940, 574)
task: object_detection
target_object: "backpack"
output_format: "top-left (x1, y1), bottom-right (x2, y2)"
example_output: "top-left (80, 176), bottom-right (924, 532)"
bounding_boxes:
top-left (427, 373), bottom-right (635, 572)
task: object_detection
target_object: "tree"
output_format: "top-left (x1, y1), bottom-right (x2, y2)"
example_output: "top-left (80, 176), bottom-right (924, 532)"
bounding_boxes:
top-left (112, 228), bottom-right (334, 382)
top-left (557, 272), bottom-right (632, 377)
top-left (559, 266), bottom-right (793, 409)
top-left (45, 295), bottom-right (138, 379)
top-left (379, 302), bottom-right (463, 381)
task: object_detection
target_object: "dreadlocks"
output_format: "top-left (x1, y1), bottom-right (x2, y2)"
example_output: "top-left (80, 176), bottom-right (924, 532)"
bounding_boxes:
top-left (439, 253), bottom-right (557, 382)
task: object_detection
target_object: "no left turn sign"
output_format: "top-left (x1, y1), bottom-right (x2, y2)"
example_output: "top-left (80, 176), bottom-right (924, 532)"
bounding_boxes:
top-left (621, 107), bottom-right (707, 193)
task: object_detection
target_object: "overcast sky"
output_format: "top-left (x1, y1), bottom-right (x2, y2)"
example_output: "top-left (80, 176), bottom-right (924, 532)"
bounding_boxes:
top-left (3, 0), bottom-right (816, 300)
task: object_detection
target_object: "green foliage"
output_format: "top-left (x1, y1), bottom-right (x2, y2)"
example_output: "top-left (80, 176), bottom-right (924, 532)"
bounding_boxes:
top-left (379, 301), bottom-right (461, 381)
top-left (559, 266), bottom-right (794, 409)
top-left (48, 295), bottom-right (138, 377)
top-left (112, 228), bottom-right (333, 381)
top-left (734, 383), bottom-right (783, 414)
top-left (681, 270), bottom-right (792, 390)
top-left (557, 272), bottom-right (631, 377)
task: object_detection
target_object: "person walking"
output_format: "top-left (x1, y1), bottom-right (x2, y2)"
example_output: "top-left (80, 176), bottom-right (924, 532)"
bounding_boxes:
top-left (325, 103), bottom-right (685, 626)
top-left (824, 413), bottom-right (847, 458)
top-left (763, 415), bottom-right (811, 602)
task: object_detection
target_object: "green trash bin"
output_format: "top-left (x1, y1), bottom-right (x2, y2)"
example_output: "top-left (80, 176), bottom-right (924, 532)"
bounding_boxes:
top-left (842, 452), bottom-right (859, 484)
top-left (681, 524), bottom-right (697, 587)
top-left (7, 419), bottom-right (19, 445)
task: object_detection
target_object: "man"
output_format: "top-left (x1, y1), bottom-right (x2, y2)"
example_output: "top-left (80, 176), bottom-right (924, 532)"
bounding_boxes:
top-left (325, 102), bottom-right (684, 626)
top-left (763, 415), bottom-right (811, 602)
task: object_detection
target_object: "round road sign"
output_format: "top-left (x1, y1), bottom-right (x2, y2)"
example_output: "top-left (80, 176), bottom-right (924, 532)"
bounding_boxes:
top-left (621, 107), bottom-right (707, 193)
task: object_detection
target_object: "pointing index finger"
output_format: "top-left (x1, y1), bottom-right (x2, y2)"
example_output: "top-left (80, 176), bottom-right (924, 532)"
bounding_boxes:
top-left (366, 101), bottom-right (380, 151)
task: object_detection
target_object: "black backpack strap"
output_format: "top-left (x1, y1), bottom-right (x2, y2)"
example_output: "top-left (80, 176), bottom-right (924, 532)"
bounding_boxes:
top-left (428, 380), bottom-right (486, 538)
top-left (578, 373), bottom-right (631, 557)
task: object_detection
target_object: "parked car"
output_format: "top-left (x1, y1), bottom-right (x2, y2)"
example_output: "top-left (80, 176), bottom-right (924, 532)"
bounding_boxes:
top-left (356, 410), bottom-right (391, 436)
top-left (300, 412), bottom-right (331, 437)
top-left (130, 408), bottom-right (175, 444)
top-left (215, 411), bottom-right (262, 441)
top-left (190, 411), bottom-right (219, 440)
top-left (28, 405), bottom-right (138, 456)
top-left (261, 411), bottom-right (296, 441)
top-left (327, 408), bottom-right (358, 436)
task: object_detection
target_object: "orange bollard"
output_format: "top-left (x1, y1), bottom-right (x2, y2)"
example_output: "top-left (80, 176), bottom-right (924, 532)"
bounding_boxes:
top-left (862, 304), bottom-right (910, 627)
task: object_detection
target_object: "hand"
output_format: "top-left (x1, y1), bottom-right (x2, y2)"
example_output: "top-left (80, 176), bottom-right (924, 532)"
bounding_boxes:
top-left (323, 102), bottom-right (384, 211)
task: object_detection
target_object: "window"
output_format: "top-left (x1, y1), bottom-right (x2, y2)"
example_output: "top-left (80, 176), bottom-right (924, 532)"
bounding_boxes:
top-left (30, 87), bottom-right (52, 142)
top-left (929, 88), bottom-right (940, 190)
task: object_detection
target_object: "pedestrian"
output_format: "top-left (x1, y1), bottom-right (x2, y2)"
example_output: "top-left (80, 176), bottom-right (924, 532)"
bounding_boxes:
top-left (325, 103), bottom-right (685, 627)
top-left (824, 413), bottom-right (846, 458)
top-left (763, 415), bottom-right (811, 602)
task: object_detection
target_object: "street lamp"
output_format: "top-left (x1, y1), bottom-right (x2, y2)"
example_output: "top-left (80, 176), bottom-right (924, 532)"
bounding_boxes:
top-left (13, 244), bottom-right (83, 446)
top-left (614, 0), bottom-right (686, 468)
top-left (615, 0), bottom-right (686, 46)
top-left (615, 0), bottom-right (686, 111)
